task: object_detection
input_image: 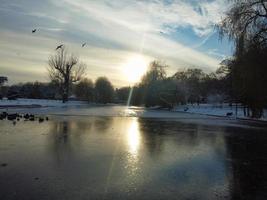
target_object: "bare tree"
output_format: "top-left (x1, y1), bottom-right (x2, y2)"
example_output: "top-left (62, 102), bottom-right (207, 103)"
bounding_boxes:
top-left (48, 47), bottom-right (86, 103)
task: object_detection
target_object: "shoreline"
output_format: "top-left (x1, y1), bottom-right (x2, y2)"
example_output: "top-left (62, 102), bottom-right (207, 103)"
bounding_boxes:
top-left (1, 100), bottom-right (267, 124)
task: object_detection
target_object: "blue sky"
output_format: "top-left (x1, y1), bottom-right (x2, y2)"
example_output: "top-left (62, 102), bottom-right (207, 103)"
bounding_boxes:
top-left (0, 0), bottom-right (233, 86)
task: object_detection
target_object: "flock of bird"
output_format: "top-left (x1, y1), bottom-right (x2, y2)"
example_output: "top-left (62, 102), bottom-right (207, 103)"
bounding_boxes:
top-left (1, 29), bottom-right (85, 124)
top-left (0, 111), bottom-right (49, 125)
top-left (32, 28), bottom-right (87, 50)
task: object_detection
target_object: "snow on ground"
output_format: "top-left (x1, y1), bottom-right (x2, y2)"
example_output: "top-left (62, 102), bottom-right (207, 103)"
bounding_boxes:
top-left (1, 104), bottom-right (265, 129)
top-left (1, 99), bottom-right (266, 123)
top-left (173, 104), bottom-right (267, 121)
top-left (0, 98), bottom-right (88, 107)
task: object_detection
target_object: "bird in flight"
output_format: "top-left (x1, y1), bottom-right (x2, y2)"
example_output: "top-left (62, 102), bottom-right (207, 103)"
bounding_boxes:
top-left (32, 29), bottom-right (37, 33)
top-left (82, 43), bottom-right (86, 47)
top-left (55, 44), bottom-right (63, 50)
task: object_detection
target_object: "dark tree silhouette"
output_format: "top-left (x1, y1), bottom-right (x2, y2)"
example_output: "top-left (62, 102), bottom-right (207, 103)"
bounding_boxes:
top-left (74, 78), bottom-right (94, 102)
top-left (0, 76), bottom-right (8, 99)
top-left (173, 69), bottom-right (206, 105)
top-left (218, 0), bottom-right (267, 117)
top-left (116, 87), bottom-right (131, 103)
top-left (48, 47), bottom-right (86, 103)
top-left (219, 0), bottom-right (267, 51)
top-left (95, 77), bottom-right (114, 103)
top-left (140, 61), bottom-right (167, 85)
top-left (0, 76), bottom-right (8, 86)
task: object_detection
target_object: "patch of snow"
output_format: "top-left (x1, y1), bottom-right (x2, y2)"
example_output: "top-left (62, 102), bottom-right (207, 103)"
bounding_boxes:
top-left (0, 98), bottom-right (88, 107)
top-left (0, 99), bottom-right (266, 127)
top-left (173, 104), bottom-right (267, 121)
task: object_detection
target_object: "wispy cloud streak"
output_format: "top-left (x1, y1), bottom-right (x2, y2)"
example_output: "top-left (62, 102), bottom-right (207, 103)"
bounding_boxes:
top-left (0, 0), bottom-right (231, 85)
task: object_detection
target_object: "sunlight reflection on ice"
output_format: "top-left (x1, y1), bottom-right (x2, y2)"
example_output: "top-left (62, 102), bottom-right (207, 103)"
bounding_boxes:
top-left (127, 118), bottom-right (141, 156)
top-left (124, 118), bottom-right (142, 183)
top-left (120, 108), bottom-right (138, 117)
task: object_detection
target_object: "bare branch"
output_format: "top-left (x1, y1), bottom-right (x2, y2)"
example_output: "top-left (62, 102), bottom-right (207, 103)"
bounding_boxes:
top-left (218, 0), bottom-right (267, 53)
top-left (47, 47), bottom-right (87, 102)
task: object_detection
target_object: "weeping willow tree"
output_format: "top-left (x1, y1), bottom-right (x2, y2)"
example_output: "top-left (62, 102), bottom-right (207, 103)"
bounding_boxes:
top-left (218, 0), bottom-right (267, 118)
top-left (219, 0), bottom-right (267, 49)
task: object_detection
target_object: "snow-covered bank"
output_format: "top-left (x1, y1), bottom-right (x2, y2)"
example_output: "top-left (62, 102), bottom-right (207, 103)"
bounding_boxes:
top-left (1, 99), bottom-right (267, 125)
top-left (0, 98), bottom-right (88, 108)
top-left (173, 104), bottom-right (267, 121)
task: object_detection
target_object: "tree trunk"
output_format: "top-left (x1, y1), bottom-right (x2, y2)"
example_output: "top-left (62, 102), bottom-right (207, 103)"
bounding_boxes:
top-left (62, 77), bottom-right (69, 103)
top-left (235, 102), bottom-right (238, 117)
top-left (251, 107), bottom-right (263, 118)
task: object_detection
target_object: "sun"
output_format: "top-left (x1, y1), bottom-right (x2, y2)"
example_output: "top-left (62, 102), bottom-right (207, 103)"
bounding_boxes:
top-left (123, 55), bottom-right (148, 83)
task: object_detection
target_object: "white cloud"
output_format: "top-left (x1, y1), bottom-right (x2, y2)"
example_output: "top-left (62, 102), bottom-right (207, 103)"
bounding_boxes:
top-left (207, 49), bottom-right (226, 59)
top-left (0, 0), bottom-right (230, 86)
top-left (57, 0), bottom-right (228, 36)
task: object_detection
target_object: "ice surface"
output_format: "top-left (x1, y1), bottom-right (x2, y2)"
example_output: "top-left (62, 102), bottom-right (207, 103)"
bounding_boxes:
top-left (0, 99), bottom-right (266, 128)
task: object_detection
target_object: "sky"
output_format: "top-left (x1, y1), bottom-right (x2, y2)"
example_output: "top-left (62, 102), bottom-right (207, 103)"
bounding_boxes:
top-left (0, 0), bottom-right (233, 87)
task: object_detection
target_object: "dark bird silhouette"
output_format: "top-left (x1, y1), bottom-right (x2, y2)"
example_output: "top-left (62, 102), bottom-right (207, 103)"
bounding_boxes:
top-left (32, 29), bottom-right (37, 33)
top-left (82, 43), bottom-right (86, 47)
top-left (1, 163), bottom-right (8, 167)
top-left (226, 112), bottom-right (233, 117)
top-left (55, 44), bottom-right (63, 50)
top-left (0, 112), bottom-right (7, 120)
top-left (24, 114), bottom-right (30, 119)
top-left (7, 114), bottom-right (17, 121)
top-left (2, 112), bottom-right (8, 118)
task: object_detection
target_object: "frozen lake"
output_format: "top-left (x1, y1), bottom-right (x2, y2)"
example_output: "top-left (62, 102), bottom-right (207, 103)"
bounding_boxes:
top-left (1, 105), bottom-right (267, 199)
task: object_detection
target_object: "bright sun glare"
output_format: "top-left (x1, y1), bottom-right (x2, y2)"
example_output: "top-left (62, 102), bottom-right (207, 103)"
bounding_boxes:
top-left (127, 118), bottom-right (140, 156)
top-left (123, 56), bottom-right (148, 84)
